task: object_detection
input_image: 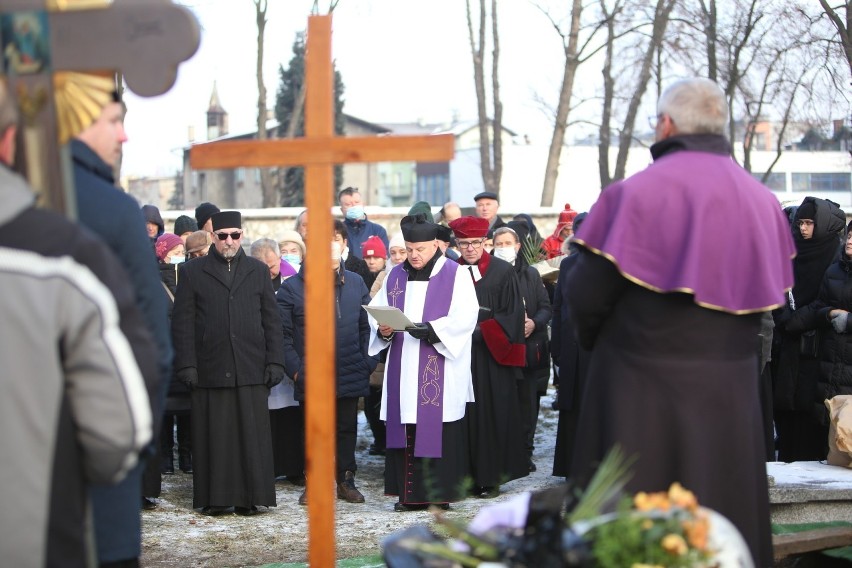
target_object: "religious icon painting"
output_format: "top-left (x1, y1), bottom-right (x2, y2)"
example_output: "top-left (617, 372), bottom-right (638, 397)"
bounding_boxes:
top-left (1, 11), bottom-right (51, 75)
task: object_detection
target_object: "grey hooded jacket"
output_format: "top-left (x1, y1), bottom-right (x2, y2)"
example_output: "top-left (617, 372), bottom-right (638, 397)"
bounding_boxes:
top-left (0, 165), bottom-right (152, 568)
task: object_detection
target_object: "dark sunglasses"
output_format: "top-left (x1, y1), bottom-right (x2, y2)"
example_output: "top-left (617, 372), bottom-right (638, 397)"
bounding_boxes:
top-left (215, 231), bottom-right (242, 241)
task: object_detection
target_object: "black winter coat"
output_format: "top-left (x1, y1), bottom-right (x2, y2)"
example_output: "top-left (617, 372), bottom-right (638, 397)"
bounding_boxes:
top-left (277, 264), bottom-right (375, 401)
top-left (813, 255), bottom-right (852, 409)
top-left (172, 247), bottom-right (285, 387)
top-left (514, 258), bottom-right (552, 381)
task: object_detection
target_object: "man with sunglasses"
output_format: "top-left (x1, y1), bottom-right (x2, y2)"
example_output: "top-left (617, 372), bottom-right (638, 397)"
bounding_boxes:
top-left (448, 216), bottom-right (529, 499)
top-left (172, 211), bottom-right (286, 517)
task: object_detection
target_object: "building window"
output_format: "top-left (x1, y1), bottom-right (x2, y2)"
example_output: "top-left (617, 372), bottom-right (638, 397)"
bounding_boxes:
top-left (791, 172), bottom-right (852, 192)
top-left (752, 172), bottom-right (786, 192)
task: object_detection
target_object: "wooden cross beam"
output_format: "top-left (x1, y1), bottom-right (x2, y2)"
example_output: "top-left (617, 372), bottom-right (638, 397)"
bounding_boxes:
top-left (191, 14), bottom-right (454, 566)
top-left (0, 0), bottom-right (199, 213)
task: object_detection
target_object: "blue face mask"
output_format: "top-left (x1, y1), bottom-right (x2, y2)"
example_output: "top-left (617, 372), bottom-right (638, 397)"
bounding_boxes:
top-left (345, 206), bottom-right (364, 221)
top-left (283, 253), bottom-right (301, 267)
top-left (169, 255), bottom-right (186, 265)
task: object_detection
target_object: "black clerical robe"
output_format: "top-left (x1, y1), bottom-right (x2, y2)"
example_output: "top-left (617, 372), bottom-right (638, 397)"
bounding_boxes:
top-left (462, 252), bottom-right (529, 488)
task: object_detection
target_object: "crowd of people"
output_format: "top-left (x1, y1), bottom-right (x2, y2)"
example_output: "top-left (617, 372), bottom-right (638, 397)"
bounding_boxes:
top-left (4, 73), bottom-right (850, 568)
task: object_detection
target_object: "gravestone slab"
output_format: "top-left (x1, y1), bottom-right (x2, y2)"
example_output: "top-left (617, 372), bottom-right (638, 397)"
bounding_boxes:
top-left (768, 461), bottom-right (852, 524)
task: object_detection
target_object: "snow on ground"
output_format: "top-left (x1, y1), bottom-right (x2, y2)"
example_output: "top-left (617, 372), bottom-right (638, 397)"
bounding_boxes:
top-left (141, 389), bottom-right (565, 567)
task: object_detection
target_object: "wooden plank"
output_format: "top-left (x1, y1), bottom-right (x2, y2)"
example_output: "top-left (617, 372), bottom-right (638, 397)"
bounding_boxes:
top-left (189, 134), bottom-right (455, 170)
top-left (773, 527), bottom-right (852, 561)
top-left (303, 15), bottom-right (336, 568)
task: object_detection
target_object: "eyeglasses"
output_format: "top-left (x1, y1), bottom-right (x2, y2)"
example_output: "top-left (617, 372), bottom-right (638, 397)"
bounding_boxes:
top-left (215, 231), bottom-right (243, 241)
top-left (797, 220), bottom-right (814, 227)
top-left (457, 239), bottom-right (484, 249)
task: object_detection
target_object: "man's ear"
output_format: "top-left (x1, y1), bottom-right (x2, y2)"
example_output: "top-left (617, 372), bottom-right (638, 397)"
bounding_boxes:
top-left (0, 125), bottom-right (17, 166)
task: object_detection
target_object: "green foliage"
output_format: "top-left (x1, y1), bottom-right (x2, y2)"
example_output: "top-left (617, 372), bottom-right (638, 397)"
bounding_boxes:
top-left (520, 232), bottom-right (546, 266)
top-left (275, 31), bottom-right (346, 206)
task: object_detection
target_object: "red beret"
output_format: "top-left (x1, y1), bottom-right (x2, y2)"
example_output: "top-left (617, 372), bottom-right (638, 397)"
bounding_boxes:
top-left (449, 215), bottom-right (489, 239)
top-left (361, 235), bottom-right (387, 258)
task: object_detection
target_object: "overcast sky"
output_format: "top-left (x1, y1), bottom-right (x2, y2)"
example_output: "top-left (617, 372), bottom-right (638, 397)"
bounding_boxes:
top-left (120, 0), bottom-right (581, 178)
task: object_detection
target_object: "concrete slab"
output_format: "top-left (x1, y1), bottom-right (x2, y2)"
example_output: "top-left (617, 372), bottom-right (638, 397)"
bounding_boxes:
top-left (767, 462), bottom-right (852, 524)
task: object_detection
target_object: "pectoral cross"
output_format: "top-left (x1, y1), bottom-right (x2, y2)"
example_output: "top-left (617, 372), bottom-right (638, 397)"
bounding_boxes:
top-left (0, 0), bottom-right (199, 214)
top-left (388, 279), bottom-right (404, 308)
top-left (190, 15), bottom-right (454, 566)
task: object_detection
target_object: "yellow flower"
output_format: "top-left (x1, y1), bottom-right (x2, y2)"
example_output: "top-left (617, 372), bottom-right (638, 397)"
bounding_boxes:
top-left (668, 482), bottom-right (698, 512)
top-left (683, 512), bottom-right (710, 550)
top-left (661, 533), bottom-right (689, 556)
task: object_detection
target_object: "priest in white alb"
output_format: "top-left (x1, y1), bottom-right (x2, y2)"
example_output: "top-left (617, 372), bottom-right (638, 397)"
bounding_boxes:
top-left (368, 213), bottom-right (478, 512)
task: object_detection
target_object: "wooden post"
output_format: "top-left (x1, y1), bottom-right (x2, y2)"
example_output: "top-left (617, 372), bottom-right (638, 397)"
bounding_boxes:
top-left (303, 15), bottom-right (336, 567)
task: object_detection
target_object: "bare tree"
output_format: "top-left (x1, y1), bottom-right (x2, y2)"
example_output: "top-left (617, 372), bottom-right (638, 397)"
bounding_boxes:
top-left (539, 0), bottom-right (584, 206)
top-left (819, 0), bottom-right (852, 79)
top-left (466, 0), bottom-right (502, 197)
top-left (619, 1), bottom-right (676, 180)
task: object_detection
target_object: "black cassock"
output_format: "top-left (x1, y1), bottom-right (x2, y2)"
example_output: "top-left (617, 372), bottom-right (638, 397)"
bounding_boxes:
top-left (463, 252), bottom-right (529, 488)
top-left (172, 249), bottom-right (284, 510)
top-left (565, 251), bottom-right (772, 568)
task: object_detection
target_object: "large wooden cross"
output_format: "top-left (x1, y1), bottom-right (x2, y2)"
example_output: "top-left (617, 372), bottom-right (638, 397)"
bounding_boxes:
top-left (191, 14), bottom-right (454, 566)
top-left (0, 0), bottom-right (199, 213)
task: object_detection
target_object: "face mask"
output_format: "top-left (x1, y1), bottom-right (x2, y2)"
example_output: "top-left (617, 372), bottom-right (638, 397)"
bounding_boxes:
top-left (345, 206), bottom-right (364, 221)
top-left (168, 255), bottom-right (186, 265)
top-left (493, 247), bottom-right (517, 264)
top-left (283, 253), bottom-right (301, 267)
top-left (331, 241), bottom-right (342, 262)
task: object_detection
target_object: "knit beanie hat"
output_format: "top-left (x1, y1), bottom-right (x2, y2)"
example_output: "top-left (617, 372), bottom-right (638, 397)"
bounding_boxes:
top-left (174, 215), bottom-right (198, 236)
top-left (388, 232), bottom-right (405, 251)
top-left (277, 229), bottom-right (306, 258)
top-left (408, 201), bottom-right (434, 223)
top-left (361, 235), bottom-right (387, 259)
top-left (155, 233), bottom-right (183, 262)
top-left (195, 202), bottom-right (220, 230)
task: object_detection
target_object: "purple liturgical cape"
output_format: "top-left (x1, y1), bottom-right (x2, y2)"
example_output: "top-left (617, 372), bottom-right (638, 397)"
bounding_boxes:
top-left (574, 136), bottom-right (795, 314)
top-left (384, 260), bottom-right (458, 458)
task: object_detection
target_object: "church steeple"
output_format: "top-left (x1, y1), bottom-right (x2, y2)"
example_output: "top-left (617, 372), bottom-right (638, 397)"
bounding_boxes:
top-left (207, 81), bottom-right (228, 139)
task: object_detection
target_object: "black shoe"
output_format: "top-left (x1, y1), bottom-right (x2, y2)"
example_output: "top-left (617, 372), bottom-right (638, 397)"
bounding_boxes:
top-left (200, 506), bottom-right (229, 516)
top-left (160, 459), bottom-right (174, 475)
top-left (368, 444), bottom-right (386, 456)
top-left (142, 497), bottom-right (157, 510)
top-left (234, 506), bottom-right (258, 516)
top-left (529, 459), bottom-right (537, 472)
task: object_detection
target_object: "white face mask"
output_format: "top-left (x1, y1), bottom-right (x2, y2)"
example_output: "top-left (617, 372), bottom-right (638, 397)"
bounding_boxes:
top-left (168, 255), bottom-right (186, 265)
top-left (331, 241), bottom-right (342, 262)
top-left (493, 246), bottom-right (517, 265)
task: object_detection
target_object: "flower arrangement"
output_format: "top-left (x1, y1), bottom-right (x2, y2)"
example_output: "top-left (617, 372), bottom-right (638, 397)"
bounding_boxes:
top-left (381, 449), bottom-right (725, 568)
top-left (587, 482), bottom-right (712, 568)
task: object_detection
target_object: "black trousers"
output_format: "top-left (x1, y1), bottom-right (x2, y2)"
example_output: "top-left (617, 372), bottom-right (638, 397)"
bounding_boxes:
top-left (336, 397), bottom-right (359, 480)
top-left (363, 386), bottom-right (385, 450)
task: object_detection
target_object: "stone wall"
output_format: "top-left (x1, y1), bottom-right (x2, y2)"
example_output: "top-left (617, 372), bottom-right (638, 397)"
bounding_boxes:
top-left (161, 206), bottom-right (565, 243)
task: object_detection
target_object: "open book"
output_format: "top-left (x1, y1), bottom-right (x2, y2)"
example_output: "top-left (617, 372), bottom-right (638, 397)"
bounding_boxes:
top-left (362, 305), bottom-right (416, 331)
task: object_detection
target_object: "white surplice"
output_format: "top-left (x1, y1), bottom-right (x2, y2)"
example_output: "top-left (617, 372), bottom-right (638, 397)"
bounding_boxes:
top-left (368, 255), bottom-right (478, 423)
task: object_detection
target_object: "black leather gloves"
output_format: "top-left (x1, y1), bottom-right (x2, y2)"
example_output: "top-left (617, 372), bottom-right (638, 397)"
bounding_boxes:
top-left (177, 367), bottom-right (198, 389)
top-left (405, 322), bottom-right (440, 344)
top-left (264, 364), bottom-right (286, 388)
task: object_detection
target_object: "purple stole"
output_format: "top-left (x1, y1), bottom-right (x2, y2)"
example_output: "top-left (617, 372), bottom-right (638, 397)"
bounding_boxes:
top-left (384, 258), bottom-right (458, 458)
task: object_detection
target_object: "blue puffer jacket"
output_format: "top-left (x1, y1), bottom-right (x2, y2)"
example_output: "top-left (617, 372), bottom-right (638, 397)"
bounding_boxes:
top-left (277, 264), bottom-right (375, 400)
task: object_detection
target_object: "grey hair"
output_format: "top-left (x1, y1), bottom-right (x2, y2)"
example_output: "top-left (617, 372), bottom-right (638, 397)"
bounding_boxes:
top-left (493, 226), bottom-right (519, 243)
top-left (250, 237), bottom-right (280, 259)
top-left (657, 78), bottom-right (727, 136)
top-left (0, 79), bottom-right (19, 135)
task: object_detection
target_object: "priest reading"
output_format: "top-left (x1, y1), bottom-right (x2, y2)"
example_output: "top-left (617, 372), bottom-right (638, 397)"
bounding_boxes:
top-left (449, 215), bottom-right (529, 498)
top-left (368, 214), bottom-right (478, 511)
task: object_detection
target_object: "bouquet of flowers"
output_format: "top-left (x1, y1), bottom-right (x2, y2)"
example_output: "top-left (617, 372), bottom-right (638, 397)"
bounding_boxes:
top-left (382, 449), bottom-right (745, 568)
